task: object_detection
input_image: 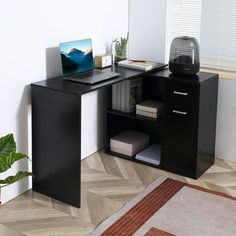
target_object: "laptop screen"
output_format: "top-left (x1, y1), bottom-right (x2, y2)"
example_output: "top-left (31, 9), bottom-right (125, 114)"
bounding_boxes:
top-left (60, 38), bottom-right (94, 76)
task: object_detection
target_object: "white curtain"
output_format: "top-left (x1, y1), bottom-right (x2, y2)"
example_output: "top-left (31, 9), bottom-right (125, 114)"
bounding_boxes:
top-left (166, 0), bottom-right (202, 61)
top-left (200, 0), bottom-right (236, 70)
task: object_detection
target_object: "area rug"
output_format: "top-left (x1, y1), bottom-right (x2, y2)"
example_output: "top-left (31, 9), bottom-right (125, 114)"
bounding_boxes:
top-left (90, 177), bottom-right (236, 236)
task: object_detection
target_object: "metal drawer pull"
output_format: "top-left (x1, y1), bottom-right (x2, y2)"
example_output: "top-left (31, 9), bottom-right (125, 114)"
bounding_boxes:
top-left (173, 91), bottom-right (188, 96)
top-left (173, 110), bottom-right (187, 115)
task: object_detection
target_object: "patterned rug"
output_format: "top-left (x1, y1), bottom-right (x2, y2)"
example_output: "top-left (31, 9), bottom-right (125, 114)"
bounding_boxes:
top-left (90, 177), bottom-right (236, 236)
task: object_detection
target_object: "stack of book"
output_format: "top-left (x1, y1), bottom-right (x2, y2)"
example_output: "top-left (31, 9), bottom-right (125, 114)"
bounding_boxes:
top-left (110, 130), bottom-right (150, 157)
top-left (136, 100), bottom-right (162, 119)
top-left (135, 144), bottom-right (161, 166)
top-left (117, 59), bottom-right (158, 71)
top-left (112, 78), bottom-right (142, 113)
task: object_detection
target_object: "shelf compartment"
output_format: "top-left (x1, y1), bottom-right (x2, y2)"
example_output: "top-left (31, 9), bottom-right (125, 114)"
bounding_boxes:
top-left (106, 150), bottom-right (162, 168)
top-left (135, 144), bottom-right (161, 166)
top-left (106, 113), bottom-right (162, 148)
top-left (107, 109), bottom-right (161, 123)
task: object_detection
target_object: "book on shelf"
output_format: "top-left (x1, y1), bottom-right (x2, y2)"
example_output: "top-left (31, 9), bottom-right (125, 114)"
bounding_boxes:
top-left (112, 83), bottom-right (117, 110)
top-left (110, 130), bottom-right (150, 157)
top-left (135, 144), bottom-right (161, 166)
top-left (120, 81), bottom-right (126, 112)
top-left (136, 109), bottom-right (161, 119)
top-left (117, 59), bottom-right (158, 71)
top-left (112, 78), bottom-right (142, 113)
top-left (125, 78), bottom-right (142, 113)
top-left (116, 82), bottom-right (121, 110)
top-left (136, 100), bottom-right (162, 113)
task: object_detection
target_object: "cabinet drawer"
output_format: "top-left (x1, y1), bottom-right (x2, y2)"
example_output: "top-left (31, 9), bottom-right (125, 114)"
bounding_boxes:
top-left (165, 80), bottom-right (199, 107)
top-left (162, 105), bottom-right (199, 178)
top-left (164, 105), bottom-right (198, 127)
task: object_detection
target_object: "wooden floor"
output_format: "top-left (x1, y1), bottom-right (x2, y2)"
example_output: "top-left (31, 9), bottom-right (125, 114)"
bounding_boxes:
top-left (1, 150), bottom-right (236, 236)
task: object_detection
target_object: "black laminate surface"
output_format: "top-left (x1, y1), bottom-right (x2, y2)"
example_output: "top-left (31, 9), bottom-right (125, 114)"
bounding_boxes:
top-left (31, 64), bottom-right (166, 208)
top-left (149, 68), bottom-right (218, 83)
top-left (32, 64), bottom-right (218, 209)
top-left (161, 72), bottom-right (218, 178)
top-left (32, 64), bottom-right (167, 95)
top-left (32, 86), bottom-right (81, 207)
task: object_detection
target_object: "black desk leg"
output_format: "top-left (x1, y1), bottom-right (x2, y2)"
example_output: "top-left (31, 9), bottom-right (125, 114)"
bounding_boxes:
top-left (32, 86), bottom-right (81, 208)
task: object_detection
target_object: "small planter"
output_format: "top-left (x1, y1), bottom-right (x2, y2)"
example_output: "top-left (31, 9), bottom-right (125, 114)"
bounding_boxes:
top-left (115, 54), bottom-right (127, 63)
top-left (113, 35), bottom-right (128, 64)
top-left (0, 177), bottom-right (30, 204)
top-left (0, 133), bottom-right (32, 205)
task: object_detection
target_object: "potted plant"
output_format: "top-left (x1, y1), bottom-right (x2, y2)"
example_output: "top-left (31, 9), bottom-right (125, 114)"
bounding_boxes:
top-left (113, 34), bottom-right (128, 63)
top-left (0, 133), bottom-right (32, 204)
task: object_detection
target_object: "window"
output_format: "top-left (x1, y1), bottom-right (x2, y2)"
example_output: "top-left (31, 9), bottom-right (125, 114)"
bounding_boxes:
top-left (166, 0), bottom-right (202, 62)
top-left (166, 0), bottom-right (236, 71)
top-left (200, 0), bottom-right (236, 71)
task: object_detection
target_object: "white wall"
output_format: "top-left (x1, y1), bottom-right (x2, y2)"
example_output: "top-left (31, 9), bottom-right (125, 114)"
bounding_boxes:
top-left (128, 0), bottom-right (167, 63)
top-left (201, 0), bottom-right (236, 62)
top-left (81, 88), bottom-right (107, 159)
top-left (200, 1), bottom-right (236, 162)
top-left (215, 79), bottom-right (236, 163)
top-left (0, 0), bottom-right (128, 203)
top-left (200, 0), bottom-right (219, 60)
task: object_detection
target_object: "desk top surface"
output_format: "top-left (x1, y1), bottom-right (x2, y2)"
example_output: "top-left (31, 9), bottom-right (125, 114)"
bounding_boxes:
top-left (32, 64), bottom-right (218, 95)
top-left (149, 69), bottom-right (218, 83)
top-left (31, 64), bottom-right (166, 95)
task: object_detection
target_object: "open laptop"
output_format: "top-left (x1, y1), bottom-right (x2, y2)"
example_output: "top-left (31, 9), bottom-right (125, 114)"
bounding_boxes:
top-left (59, 38), bottom-right (120, 85)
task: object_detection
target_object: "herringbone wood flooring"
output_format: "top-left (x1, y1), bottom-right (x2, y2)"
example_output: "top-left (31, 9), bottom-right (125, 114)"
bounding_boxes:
top-left (0, 150), bottom-right (236, 235)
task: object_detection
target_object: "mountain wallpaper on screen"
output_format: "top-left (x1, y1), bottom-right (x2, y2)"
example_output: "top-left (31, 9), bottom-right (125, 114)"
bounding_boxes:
top-left (61, 48), bottom-right (93, 75)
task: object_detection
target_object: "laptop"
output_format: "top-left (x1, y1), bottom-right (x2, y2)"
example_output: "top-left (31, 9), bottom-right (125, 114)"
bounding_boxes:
top-left (59, 38), bottom-right (120, 85)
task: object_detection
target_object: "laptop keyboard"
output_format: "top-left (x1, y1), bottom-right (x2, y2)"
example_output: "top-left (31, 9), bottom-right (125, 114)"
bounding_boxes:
top-left (69, 70), bottom-right (101, 78)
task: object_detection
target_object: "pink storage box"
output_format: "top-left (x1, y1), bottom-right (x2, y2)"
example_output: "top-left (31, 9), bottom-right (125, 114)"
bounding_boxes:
top-left (110, 130), bottom-right (150, 157)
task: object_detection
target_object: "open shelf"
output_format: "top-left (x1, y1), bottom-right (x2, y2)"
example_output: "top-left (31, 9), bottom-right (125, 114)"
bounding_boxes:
top-left (105, 70), bottom-right (218, 179)
top-left (107, 150), bottom-right (162, 168)
top-left (106, 74), bottom-right (164, 174)
top-left (107, 109), bottom-right (161, 123)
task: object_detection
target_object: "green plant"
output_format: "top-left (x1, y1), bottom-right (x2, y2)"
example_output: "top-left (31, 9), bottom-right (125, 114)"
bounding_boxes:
top-left (113, 34), bottom-right (128, 59)
top-left (0, 134), bottom-right (32, 188)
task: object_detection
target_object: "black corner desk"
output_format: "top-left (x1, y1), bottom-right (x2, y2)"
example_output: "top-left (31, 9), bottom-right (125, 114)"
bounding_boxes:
top-left (31, 65), bottom-right (218, 208)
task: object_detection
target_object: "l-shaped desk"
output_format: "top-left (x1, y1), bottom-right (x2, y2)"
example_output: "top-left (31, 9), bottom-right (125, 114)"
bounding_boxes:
top-left (31, 65), bottom-right (218, 207)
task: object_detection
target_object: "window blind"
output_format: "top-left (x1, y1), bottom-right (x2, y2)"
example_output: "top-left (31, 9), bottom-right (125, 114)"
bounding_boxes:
top-left (166, 0), bottom-right (202, 61)
top-left (201, 0), bottom-right (236, 70)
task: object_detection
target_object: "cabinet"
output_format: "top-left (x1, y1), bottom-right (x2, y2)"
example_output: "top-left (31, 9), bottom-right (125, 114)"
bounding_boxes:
top-left (106, 69), bottom-right (218, 179)
top-left (31, 65), bottom-right (217, 208)
top-left (162, 72), bottom-right (218, 178)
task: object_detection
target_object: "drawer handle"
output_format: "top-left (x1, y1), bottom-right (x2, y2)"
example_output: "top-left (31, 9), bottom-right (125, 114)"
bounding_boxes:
top-left (173, 110), bottom-right (187, 115)
top-left (173, 91), bottom-right (188, 96)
